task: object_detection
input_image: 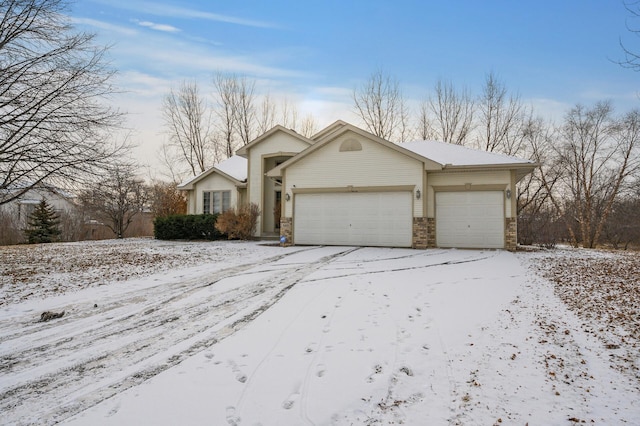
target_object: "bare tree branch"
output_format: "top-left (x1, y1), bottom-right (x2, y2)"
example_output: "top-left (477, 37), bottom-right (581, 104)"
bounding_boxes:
top-left (428, 79), bottom-right (475, 145)
top-left (161, 79), bottom-right (214, 177)
top-left (352, 69), bottom-right (409, 141)
top-left (0, 0), bottom-right (126, 205)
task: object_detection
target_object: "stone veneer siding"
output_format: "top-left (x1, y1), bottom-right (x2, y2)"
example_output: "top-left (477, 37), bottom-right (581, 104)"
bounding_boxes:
top-left (505, 217), bottom-right (517, 252)
top-left (426, 218), bottom-right (436, 248)
top-left (279, 217), bottom-right (293, 247)
top-left (412, 217), bottom-right (428, 249)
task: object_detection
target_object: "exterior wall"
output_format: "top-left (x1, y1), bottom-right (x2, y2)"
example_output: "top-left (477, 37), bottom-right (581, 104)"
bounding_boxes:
top-left (189, 173), bottom-right (239, 214)
top-left (238, 188), bottom-right (247, 206)
top-left (505, 217), bottom-right (517, 251)
top-left (426, 218), bottom-right (436, 248)
top-left (426, 170), bottom-right (512, 218)
top-left (246, 132), bottom-right (310, 236)
top-left (280, 217), bottom-right (293, 246)
top-left (412, 217), bottom-right (428, 249)
top-left (283, 131), bottom-right (424, 218)
top-left (186, 191), bottom-right (197, 214)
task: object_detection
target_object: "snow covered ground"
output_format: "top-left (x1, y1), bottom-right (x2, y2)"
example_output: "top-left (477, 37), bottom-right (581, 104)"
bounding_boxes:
top-left (1, 239), bottom-right (638, 425)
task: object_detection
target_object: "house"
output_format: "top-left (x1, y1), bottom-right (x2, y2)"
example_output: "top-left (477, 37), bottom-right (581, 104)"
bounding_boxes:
top-left (178, 121), bottom-right (537, 251)
top-left (0, 183), bottom-right (77, 227)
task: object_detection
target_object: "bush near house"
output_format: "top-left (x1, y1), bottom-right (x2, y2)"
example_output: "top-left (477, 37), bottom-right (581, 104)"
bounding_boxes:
top-left (153, 214), bottom-right (224, 240)
top-left (215, 203), bottom-right (261, 240)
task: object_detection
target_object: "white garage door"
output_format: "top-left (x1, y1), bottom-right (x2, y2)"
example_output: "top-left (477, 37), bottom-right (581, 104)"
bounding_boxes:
top-left (435, 191), bottom-right (505, 249)
top-left (294, 192), bottom-right (412, 247)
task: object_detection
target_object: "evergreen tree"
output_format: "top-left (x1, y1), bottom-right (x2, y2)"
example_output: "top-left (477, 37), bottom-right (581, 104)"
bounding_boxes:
top-left (24, 199), bottom-right (62, 243)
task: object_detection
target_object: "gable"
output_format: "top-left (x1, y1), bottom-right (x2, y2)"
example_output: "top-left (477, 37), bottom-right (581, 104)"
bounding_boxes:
top-left (267, 123), bottom-right (437, 178)
top-left (177, 155), bottom-right (247, 191)
top-left (244, 129), bottom-right (312, 159)
top-left (284, 129), bottom-right (424, 188)
top-left (236, 125), bottom-right (313, 157)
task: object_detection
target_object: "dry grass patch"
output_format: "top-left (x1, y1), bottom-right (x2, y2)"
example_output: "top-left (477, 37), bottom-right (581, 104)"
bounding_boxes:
top-left (528, 248), bottom-right (640, 383)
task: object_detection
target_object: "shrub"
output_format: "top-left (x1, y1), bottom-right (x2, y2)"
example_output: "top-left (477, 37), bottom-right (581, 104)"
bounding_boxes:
top-left (215, 203), bottom-right (260, 240)
top-left (154, 214), bottom-right (224, 240)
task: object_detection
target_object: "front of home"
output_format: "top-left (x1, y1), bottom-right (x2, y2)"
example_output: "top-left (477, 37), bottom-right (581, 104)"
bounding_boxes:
top-left (178, 121), bottom-right (536, 251)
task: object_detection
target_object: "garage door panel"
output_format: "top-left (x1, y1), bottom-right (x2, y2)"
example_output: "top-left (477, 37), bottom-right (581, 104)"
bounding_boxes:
top-left (436, 191), bottom-right (505, 249)
top-left (294, 192), bottom-right (412, 247)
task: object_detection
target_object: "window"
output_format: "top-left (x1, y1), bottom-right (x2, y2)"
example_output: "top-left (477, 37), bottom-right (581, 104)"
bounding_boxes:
top-left (203, 190), bottom-right (231, 214)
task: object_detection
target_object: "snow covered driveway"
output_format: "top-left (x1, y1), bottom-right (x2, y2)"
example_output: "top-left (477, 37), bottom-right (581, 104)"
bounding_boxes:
top-left (1, 241), bottom-right (639, 425)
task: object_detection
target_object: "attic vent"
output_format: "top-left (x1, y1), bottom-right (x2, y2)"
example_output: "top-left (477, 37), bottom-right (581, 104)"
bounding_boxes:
top-left (339, 138), bottom-right (362, 152)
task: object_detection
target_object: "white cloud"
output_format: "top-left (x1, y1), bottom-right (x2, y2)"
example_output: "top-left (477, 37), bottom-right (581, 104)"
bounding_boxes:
top-left (71, 17), bottom-right (137, 36)
top-left (135, 20), bottom-right (180, 33)
top-left (526, 97), bottom-right (571, 122)
top-left (91, 0), bottom-right (278, 29)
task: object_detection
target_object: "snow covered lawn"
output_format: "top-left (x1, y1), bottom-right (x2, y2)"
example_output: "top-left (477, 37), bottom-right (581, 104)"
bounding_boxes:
top-left (1, 240), bottom-right (638, 425)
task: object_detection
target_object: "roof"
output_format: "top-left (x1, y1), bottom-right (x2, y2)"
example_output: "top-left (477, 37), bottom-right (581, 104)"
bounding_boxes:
top-left (214, 155), bottom-right (247, 181)
top-left (267, 123), bottom-right (537, 181)
top-left (177, 155), bottom-right (247, 190)
top-left (402, 140), bottom-right (534, 167)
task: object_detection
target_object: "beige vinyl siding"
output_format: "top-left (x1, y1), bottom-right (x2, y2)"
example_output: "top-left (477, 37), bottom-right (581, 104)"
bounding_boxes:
top-left (191, 173), bottom-right (239, 214)
top-left (427, 170), bottom-right (512, 217)
top-left (283, 133), bottom-right (424, 217)
top-left (246, 131), bottom-right (311, 234)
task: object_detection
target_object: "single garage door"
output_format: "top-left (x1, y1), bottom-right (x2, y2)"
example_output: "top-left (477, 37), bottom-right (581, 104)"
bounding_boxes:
top-left (435, 191), bottom-right (505, 249)
top-left (294, 192), bottom-right (412, 247)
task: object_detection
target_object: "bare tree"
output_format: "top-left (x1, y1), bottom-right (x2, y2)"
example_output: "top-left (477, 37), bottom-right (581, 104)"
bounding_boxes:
top-left (416, 99), bottom-right (436, 140)
top-left (428, 79), bottom-right (475, 145)
top-left (0, 0), bottom-right (125, 206)
top-left (234, 75), bottom-right (256, 146)
top-left (477, 72), bottom-right (528, 155)
top-left (213, 72), bottom-right (258, 154)
top-left (352, 70), bottom-right (408, 141)
top-left (161, 80), bottom-right (214, 177)
top-left (257, 93), bottom-right (277, 133)
top-left (213, 72), bottom-right (238, 158)
top-left (618, 1), bottom-right (640, 70)
top-left (518, 116), bottom-right (562, 246)
top-left (550, 103), bottom-right (640, 248)
top-left (280, 97), bottom-right (299, 129)
top-left (79, 164), bottom-right (147, 238)
top-left (299, 114), bottom-right (318, 138)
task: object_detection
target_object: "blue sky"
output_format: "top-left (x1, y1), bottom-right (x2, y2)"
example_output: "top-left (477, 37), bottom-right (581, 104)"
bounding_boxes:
top-left (69, 0), bottom-right (638, 172)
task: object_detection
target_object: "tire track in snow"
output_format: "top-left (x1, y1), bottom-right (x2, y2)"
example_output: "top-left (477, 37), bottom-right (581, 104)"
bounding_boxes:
top-left (303, 251), bottom-right (499, 283)
top-left (0, 246), bottom-right (332, 426)
top-left (227, 247), bottom-right (361, 426)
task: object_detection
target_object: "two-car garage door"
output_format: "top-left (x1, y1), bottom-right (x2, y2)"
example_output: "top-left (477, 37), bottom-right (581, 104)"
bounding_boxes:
top-left (435, 191), bottom-right (505, 249)
top-left (292, 190), bottom-right (505, 249)
top-left (294, 192), bottom-right (412, 247)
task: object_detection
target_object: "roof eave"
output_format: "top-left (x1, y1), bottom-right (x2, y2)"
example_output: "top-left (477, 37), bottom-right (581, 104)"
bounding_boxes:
top-left (177, 167), bottom-right (247, 191)
top-left (440, 162), bottom-right (539, 181)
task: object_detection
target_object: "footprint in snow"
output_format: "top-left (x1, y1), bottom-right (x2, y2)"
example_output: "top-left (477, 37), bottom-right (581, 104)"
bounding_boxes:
top-left (226, 406), bottom-right (240, 425)
top-left (106, 403), bottom-right (120, 417)
top-left (282, 392), bottom-right (300, 409)
top-left (366, 364), bottom-right (383, 383)
top-left (228, 360), bottom-right (248, 383)
top-left (316, 364), bottom-right (326, 377)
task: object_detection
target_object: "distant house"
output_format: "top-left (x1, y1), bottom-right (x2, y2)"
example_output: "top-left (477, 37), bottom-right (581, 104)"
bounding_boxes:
top-left (0, 184), bottom-right (77, 227)
top-left (178, 121), bottom-right (537, 251)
